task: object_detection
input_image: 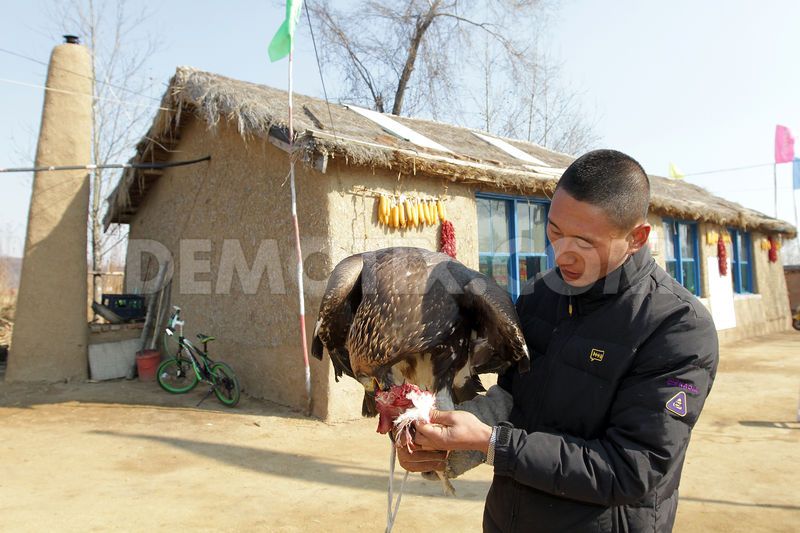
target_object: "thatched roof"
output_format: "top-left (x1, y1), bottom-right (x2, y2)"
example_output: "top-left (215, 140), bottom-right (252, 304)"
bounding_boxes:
top-left (106, 67), bottom-right (796, 237)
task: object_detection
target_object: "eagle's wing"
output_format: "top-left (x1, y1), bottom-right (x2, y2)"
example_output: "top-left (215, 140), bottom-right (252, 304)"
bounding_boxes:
top-left (311, 253), bottom-right (363, 381)
top-left (445, 261), bottom-right (530, 374)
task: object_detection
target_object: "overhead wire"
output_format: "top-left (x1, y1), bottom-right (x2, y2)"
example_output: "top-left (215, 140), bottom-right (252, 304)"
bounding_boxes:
top-left (1, 46), bottom-right (185, 163)
top-left (681, 162), bottom-right (776, 178)
top-left (0, 46), bottom-right (163, 103)
top-left (0, 77), bottom-right (174, 112)
top-left (304, 4), bottom-right (339, 143)
top-left (0, 155), bottom-right (211, 173)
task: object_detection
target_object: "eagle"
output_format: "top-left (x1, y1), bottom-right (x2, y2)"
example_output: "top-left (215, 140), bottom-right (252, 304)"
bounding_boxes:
top-left (311, 247), bottom-right (530, 421)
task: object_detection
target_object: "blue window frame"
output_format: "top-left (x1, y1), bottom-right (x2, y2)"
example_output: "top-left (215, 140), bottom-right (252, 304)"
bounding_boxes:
top-left (728, 229), bottom-right (754, 294)
top-left (477, 193), bottom-right (553, 300)
top-left (663, 219), bottom-right (701, 296)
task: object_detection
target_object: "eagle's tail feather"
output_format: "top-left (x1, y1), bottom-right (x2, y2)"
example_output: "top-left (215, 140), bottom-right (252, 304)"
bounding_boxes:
top-left (437, 471), bottom-right (456, 496)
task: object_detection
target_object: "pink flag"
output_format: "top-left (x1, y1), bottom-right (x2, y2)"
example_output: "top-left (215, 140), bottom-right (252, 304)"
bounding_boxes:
top-left (775, 125), bottom-right (795, 163)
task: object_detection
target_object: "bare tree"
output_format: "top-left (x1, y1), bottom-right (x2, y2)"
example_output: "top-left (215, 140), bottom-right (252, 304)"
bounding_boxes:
top-left (48, 0), bottom-right (161, 313)
top-left (499, 53), bottom-right (600, 154)
top-left (306, 0), bottom-right (597, 152)
top-left (307, 1), bottom-right (537, 117)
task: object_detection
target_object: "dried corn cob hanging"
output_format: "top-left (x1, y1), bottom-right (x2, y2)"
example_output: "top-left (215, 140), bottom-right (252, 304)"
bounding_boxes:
top-left (398, 195), bottom-right (406, 228)
top-left (390, 201), bottom-right (399, 228)
top-left (379, 195), bottom-right (390, 225)
top-left (405, 198), bottom-right (415, 228)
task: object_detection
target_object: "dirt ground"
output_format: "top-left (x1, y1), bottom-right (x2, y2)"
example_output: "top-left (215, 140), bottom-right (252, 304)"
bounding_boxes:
top-left (0, 331), bottom-right (798, 533)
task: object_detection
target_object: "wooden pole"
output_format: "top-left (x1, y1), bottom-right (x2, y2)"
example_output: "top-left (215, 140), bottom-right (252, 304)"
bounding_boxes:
top-left (774, 163), bottom-right (778, 218)
top-left (288, 50), bottom-right (312, 415)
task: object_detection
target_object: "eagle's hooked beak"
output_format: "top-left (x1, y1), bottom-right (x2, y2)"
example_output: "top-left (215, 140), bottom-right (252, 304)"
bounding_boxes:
top-left (361, 376), bottom-right (390, 395)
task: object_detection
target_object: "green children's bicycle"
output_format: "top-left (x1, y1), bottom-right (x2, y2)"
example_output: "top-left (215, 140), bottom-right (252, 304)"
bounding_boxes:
top-left (157, 306), bottom-right (241, 407)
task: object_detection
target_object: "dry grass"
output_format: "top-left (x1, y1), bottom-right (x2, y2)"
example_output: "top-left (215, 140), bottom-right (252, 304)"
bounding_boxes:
top-left (106, 67), bottom-right (796, 238)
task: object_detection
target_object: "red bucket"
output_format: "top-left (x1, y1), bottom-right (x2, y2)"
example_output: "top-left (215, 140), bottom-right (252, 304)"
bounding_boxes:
top-left (136, 349), bottom-right (161, 382)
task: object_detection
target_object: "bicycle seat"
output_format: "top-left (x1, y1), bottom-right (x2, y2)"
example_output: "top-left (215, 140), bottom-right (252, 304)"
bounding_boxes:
top-left (197, 333), bottom-right (216, 343)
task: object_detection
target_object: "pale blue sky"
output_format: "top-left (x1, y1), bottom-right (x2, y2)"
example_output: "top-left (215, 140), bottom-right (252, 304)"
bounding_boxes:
top-left (2, 0), bottom-right (799, 257)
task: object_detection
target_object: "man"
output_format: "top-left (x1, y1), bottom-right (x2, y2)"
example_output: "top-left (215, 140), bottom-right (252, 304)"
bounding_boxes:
top-left (399, 149), bottom-right (719, 532)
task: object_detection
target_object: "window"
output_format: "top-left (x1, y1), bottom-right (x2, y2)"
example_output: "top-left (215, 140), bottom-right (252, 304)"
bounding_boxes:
top-left (516, 201), bottom-right (549, 285)
top-left (477, 194), bottom-right (552, 300)
top-left (663, 219), bottom-right (701, 296)
top-left (729, 229), bottom-right (754, 294)
top-left (478, 198), bottom-right (512, 290)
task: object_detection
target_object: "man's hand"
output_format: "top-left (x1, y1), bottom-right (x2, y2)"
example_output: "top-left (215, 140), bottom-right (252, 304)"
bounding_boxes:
top-left (415, 410), bottom-right (493, 453)
top-left (396, 446), bottom-right (447, 473)
top-left (395, 410), bottom-right (493, 473)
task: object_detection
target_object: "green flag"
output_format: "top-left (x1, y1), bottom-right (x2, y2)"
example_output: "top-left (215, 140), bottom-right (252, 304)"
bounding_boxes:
top-left (269, 0), bottom-right (304, 62)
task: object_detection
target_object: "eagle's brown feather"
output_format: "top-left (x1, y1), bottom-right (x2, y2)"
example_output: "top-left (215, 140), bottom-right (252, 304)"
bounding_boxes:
top-left (312, 247), bottom-right (529, 407)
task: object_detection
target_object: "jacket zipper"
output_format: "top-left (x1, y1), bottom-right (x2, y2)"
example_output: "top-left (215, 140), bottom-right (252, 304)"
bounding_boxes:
top-left (509, 480), bottom-right (521, 531)
top-left (530, 292), bottom-right (576, 430)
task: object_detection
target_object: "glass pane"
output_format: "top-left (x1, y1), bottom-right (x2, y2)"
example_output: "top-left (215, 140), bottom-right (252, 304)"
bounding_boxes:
top-left (679, 224), bottom-right (695, 259)
top-left (477, 199), bottom-right (492, 252)
top-left (518, 203), bottom-right (532, 253)
top-left (666, 260), bottom-right (678, 280)
top-left (518, 255), bottom-right (547, 283)
top-left (491, 200), bottom-right (510, 253)
top-left (738, 233), bottom-right (747, 262)
top-left (479, 255), bottom-right (492, 279)
top-left (492, 255), bottom-right (510, 290)
top-left (682, 259), bottom-right (697, 294)
top-left (479, 254), bottom-right (510, 290)
top-left (740, 262), bottom-right (750, 293)
top-left (517, 203), bottom-right (547, 254)
top-left (663, 222), bottom-right (676, 261)
top-left (531, 204), bottom-right (546, 252)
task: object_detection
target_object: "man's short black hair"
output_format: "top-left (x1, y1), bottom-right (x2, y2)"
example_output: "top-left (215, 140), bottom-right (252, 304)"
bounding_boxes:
top-left (555, 149), bottom-right (650, 230)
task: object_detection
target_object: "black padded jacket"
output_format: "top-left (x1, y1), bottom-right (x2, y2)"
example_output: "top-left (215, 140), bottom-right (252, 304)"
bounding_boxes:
top-left (483, 247), bottom-right (719, 533)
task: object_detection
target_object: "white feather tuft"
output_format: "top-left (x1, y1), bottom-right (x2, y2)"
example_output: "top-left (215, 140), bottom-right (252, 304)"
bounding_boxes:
top-left (393, 388), bottom-right (436, 452)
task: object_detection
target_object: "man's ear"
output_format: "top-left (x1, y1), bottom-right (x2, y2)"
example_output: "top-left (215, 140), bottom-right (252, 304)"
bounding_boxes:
top-left (628, 223), bottom-right (651, 254)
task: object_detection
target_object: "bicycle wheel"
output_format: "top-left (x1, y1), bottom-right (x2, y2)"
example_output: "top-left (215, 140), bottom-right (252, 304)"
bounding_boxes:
top-left (157, 356), bottom-right (200, 393)
top-left (210, 362), bottom-right (241, 407)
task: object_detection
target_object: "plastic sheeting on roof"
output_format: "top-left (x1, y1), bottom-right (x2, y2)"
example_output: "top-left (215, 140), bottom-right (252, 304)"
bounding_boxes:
top-left (346, 104), bottom-right (453, 153)
top-left (472, 131), bottom-right (548, 166)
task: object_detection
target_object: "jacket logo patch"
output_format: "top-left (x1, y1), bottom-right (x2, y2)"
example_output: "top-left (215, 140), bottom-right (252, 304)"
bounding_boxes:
top-left (666, 391), bottom-right (687, 417)
top-left (589, 348), bottom-right (605, 362)
top-left (666, 377), bottom-right (699, 395)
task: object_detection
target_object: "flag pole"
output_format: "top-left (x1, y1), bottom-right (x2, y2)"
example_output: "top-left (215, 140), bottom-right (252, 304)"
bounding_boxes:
top-left (288, 48), bottom-right (313, 416)
top-left (774, 163), bottom-right (778, 218)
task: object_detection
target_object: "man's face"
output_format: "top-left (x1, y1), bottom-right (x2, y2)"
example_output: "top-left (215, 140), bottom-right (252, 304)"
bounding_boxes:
top-left (546, 189), bottom-right (649, 288)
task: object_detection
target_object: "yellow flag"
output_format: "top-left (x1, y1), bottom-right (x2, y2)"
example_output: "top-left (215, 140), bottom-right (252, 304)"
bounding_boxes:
top-left (669, 162), bottom-right (685, 180)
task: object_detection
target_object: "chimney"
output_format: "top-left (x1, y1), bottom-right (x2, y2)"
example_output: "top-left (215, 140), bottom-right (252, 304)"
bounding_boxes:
top-left (7, 39), bottom-right (92, 381)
